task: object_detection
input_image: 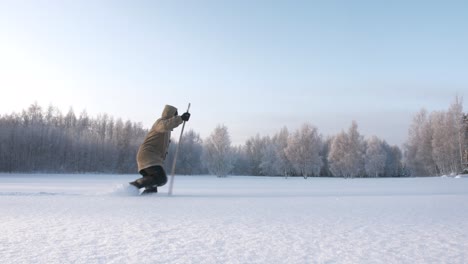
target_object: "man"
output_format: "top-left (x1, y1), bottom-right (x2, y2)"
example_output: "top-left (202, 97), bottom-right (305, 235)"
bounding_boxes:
top-left (130, 105), bottom-right (190, 194)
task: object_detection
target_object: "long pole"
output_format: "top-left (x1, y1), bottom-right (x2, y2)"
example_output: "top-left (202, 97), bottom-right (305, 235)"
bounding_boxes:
top-left (168, 103), bottom-right (191, 196)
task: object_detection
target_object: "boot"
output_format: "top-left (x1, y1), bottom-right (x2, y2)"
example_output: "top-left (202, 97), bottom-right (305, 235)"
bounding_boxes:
top-left (129, 181), bottom-right (141, 189)
top-left (130, 176), bottom-right (157, 189)
top-left (141, 186), bottom-right (158, 195)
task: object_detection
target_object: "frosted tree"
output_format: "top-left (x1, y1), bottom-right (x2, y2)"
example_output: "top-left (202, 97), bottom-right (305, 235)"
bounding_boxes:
top-left (320, 137), bottom-right (333, 177)
top-left (64, 107), bottom-right (77, 129)
top-left (259, 136), bottom-right (281, 176)
top-left (430, 97), bottom-right (464, 175)
top-left (383, 143), bottom-right (403, 177)
top-left (231, 145), bottom-right (250, 175)
top-left (285, 123), bottom-right (323, 178)
top-left (328, 121), bottom-right (365, 178)
top-left (405, 109), bottom-right (436, 176)
top-left (448, 95), bottom-right (464, 173)
top-left (26, 102), bottom-right (44, 125)
top-left (348, 121), bottom-right (366, 177)
top-left (328, 131), bottom-right (347, 177)
top-left (115, 120), bottom-right (133, 173)
top-left (364, 136), bottom-right (387, 177)
top-left (273, 127), bottom-right (293, 177)
top-left (176, 129), bottom-right (204, 175)
top-left (97, 114), bottom-right (109, 141)
top-left (431, 111), bottom-right (454, 175)
top-left (244, 134), bottom-right (266, 175)
top-left (77, 110), bottom-right (90, 135)
top-left (202, 125), bottom-right (234, 177)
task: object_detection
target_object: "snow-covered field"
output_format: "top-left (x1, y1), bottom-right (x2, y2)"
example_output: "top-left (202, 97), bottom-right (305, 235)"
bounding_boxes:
top-left (0, 174), bottom-right (467, 264)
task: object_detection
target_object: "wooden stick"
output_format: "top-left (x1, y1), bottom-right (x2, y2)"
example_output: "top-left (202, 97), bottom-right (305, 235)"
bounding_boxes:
top-left (168, 103), bottom-right (191, 196)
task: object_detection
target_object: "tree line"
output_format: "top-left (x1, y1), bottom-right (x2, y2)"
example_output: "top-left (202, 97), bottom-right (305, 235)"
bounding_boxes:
top-left (0, 98), bottom-right (466, 177)
top-left (175, 96), bottom-right (466, 177)
top-left (0, 103), bottom-right (146, 173)
top-left (200, 121), bottom-right (404, 178)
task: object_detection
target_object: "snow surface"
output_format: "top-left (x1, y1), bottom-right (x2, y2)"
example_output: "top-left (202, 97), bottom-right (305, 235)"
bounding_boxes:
top-left (0, 174), bottom-right (467, 264)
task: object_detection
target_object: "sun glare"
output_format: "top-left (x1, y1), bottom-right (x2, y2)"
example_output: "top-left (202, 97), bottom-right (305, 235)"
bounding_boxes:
top-left (0, 42), bottom-right (73, 113)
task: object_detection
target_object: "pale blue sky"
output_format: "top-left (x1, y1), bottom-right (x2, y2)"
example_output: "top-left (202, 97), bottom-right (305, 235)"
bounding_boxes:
top-left (1, 0), bottom-right (467, 146)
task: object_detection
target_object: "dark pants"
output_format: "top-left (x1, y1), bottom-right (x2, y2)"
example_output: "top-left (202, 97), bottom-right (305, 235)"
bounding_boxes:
top-left (133, 166), bottom-right (168, 189)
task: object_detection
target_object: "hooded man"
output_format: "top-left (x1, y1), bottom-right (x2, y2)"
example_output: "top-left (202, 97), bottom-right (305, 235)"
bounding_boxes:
top-left (130, 105), bottom-right (190, 194)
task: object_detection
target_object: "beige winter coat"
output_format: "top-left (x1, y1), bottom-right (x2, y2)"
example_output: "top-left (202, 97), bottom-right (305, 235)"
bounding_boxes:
top-left (136, 105), bottom-right (183, 172)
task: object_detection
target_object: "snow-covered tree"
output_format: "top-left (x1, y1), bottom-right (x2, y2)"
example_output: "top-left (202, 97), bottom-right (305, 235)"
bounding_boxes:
top-left (176, 130), bottom-right (204, 175)
top-left (429, 97), bottom-right (464, 175)
top-left (328, 131), bottom-right (347, 177)
top-left (383, 143), bottom-right (403, 177)
top-left (328, 121), bottom-right (365, 178)
top-left (431, 111), bottom-right (455, 175)
top-left (448, 95), bottom-right (464, 173)
top-left (320, 137), bottom-right (333, 177)
top-left (285, 124), bottom-right (323, 178)
top-left (202, 125), bottom-right (235, 177)
top-left (364, 136), bottom-right (387, 177)
top-left (347, 121), bottom-right (366, 177)
top-left (273, 127), bottom-right (293, 177)
top-left (259, 136), bottom-right (281, 176)
top-left (244, 134), bottom-right (265, 175)
top-left (231, 145), bottom-right (249, 175)
top-left (64, 107), bottom-right (77, 129)
top-left (404, 109), bottom-right (436, 176)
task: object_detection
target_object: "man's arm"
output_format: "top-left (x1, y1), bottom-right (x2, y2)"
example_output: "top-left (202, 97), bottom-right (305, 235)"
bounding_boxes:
top-left (155, 116), bottom-right (183, 132)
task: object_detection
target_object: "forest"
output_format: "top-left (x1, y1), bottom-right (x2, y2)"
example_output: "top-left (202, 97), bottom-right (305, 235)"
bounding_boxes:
top-left (0, 97), bottom-right (466, 177)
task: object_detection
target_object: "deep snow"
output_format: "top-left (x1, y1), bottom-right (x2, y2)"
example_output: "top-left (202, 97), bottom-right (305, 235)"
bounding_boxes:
top-left (0, 174), bottom-right (467, 264)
